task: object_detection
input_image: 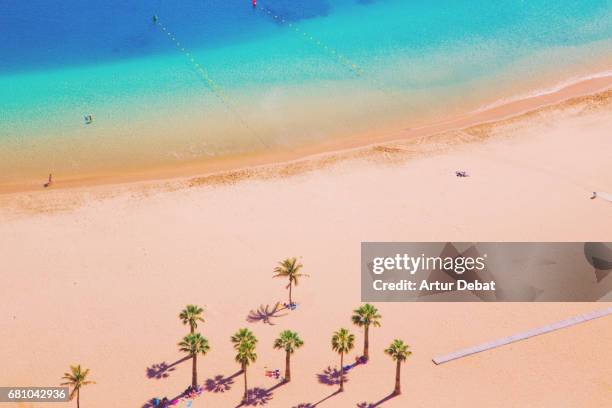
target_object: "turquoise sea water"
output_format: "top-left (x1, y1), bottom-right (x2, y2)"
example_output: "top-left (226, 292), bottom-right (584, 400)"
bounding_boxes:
top-left (1, 0), bottom-right (611, 185)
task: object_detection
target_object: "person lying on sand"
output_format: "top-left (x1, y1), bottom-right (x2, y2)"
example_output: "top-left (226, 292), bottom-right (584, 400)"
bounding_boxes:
top-left (283, 302), bottom-right (297, 310)
top-left (265, 368), bottom-right (281, 379)
top-left (153, 397), bottom-right (169, 407)
top-left (455, 170), bottom-right (469, 177)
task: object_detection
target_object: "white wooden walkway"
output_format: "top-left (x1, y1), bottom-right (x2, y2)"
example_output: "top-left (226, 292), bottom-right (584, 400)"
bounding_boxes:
top-left (433, 307), bottom-right (612, 365)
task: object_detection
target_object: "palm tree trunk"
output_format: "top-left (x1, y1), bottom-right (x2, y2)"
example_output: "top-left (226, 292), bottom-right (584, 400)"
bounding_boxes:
top-left (394, 360), bottom-right (401, 395)
top-left (364, 324), bottom-right (370, 360)
top-left (288, 282), bottom-right (293, 305)
top-left (190, 324), bottom-right (194, 334)
top-left (192, 353), bottom-right (198, 388)
top-left (339, 352), bottom-right (344, 392)
top-left (285, 351), bottom-right (291, 382)
top-left (243, 364), bottom-right (248, 401)
top-left (76, 389), bottom-right (80, 408)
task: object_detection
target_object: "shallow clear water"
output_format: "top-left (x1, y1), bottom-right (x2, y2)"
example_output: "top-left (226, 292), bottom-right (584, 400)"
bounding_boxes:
top-left (1, 0), bottom-right (611, 184)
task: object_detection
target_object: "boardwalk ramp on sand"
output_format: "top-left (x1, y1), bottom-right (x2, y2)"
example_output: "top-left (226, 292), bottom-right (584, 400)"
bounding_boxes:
top-left (433, 307), bottom-right (612, 365)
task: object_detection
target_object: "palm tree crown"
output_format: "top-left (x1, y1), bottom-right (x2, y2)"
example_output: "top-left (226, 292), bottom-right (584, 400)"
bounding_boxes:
top-left (61, 365), bottom-right (95, 406)
top-left (235, 341), bottom-right (258, 367)
top-left (179, 305), bottom-right (205, 333)
top-left (273, 257), bottom-right (306, 284)
top-left (274, 330), bottom-right (304, 353)
top-left (351, 304), bottom-right (382, 328)
top-left (332, 328), bottom-right (355, 354)
top-left (385, 339), bottom-right (411, 362)
top-left (231, 328), bottom-right (258, 350)
top-left (179, 333), bottom-right (210, 357)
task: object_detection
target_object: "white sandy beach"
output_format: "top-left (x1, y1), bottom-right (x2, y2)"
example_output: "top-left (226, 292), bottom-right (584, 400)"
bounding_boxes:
top-left (1, 91), bottom-right (611, 407)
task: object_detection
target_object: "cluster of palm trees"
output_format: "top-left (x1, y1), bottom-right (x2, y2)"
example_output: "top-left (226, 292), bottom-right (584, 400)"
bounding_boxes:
top-left (331, 304), bottom-right (411, 395)
top-left (173, 302), bottom-right (410, 403)
top-left (59, 258), bottom-right (412, 406)
top-left (178, 306), bottom-right (305, 403)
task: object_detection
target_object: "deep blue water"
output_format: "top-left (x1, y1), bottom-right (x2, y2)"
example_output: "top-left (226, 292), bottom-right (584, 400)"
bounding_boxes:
top-left (2, 0), bottom-right (610, 74)
top-left (0, 0), bottom-right (338, 73)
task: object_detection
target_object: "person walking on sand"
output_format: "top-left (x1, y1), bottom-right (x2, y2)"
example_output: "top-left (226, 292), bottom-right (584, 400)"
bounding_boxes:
top-left (44, 173), bottom-right (53, 188)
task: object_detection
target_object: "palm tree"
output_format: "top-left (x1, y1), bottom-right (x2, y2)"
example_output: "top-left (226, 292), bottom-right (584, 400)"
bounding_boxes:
top-left (331, 328), bottom-right (355, 392)
top-left (231, 328), bottom-right (257, 351)
top-left (384, 339), bottom-right (412, 395)
top-left (273, 330), bottom-right (304, 382)
top-left (273, 257), bottom-right (308, 305)
top-left (232, 329), bottom-right (258, 401)
top-left (179, 333), bottom-right (210, 388)
top-left (351, 303), bottom-right (382, 361)
top-left (60, 365), bottom-right (95, 408)
top-left (179, 305), bottom-right (205, 334)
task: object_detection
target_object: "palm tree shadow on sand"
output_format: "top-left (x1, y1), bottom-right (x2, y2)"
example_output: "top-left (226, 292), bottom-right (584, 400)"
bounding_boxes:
top-left (317, 366), bottom-right (348, 386)
top-left (235, 387), bottom-right (272, 407)
top-left (235, 381), bottom-right (287, 407)
top-left (356, 393), bottom-right (398, 407)
top-left (292, 390), bottom-right (342, 407)
top-left (205, 371), bottom-right (241, 393)
top-left (146, 356), bottom-right (190, 379)
top-left (246, 303), bottom-right (288, 325)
